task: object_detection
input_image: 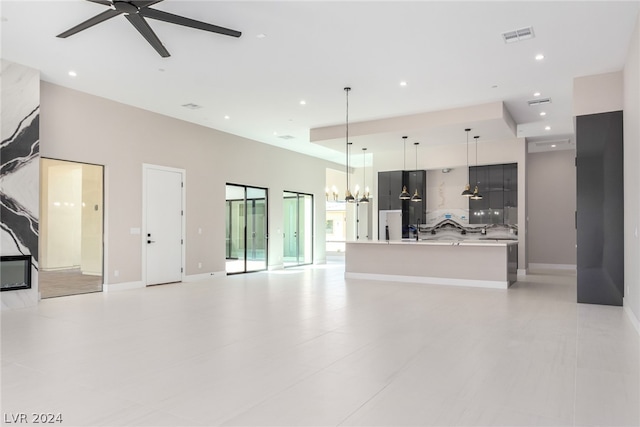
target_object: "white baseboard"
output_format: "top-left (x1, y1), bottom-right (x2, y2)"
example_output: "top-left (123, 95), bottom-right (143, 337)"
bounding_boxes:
top-left (183, 271), bottom-right (226, 283)
top-left (345, 272), bottom-right (509, 290)
top-left (517, 268), bottom-right (528, 277)
top-left (103, 281), bottom-right (144, 292)
top-left (81, 271), bottom-right (102, 276)
top-left (529, 263), bottom-right (577, 271)
top-left (623, 299), bottom-right (640, 336)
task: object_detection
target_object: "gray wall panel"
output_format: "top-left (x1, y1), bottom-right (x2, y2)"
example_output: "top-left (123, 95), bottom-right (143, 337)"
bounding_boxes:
top-left (576, 110), bottom-right (624, 306)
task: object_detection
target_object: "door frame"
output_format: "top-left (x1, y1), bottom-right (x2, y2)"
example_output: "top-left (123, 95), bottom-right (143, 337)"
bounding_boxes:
top-left (40, 157), bottom-right (106, 294)
top-left (283, 190), bottom-right (314, 268)
top-left (142, 163), bottom-right (186, 286)
top-left (225, 183), bottom-right (269, 275)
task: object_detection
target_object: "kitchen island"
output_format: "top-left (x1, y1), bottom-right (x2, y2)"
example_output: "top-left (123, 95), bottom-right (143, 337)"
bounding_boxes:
top-left (345, 240), bottom-right (518, 289)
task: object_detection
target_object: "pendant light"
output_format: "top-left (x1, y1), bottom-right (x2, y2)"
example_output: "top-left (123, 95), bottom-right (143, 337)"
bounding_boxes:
top-left (461, 128), bottom-right (473, 197)
top-left (344, 87), bottom-right (355, 203)
top-left (359, 147), bottom-right (370, 204)
top-left (399, 136), bottom-right (411, 199)
top-left (411, 142), bottom-right (422, 202)
top-left (470, 135), bottom-right (483, 200)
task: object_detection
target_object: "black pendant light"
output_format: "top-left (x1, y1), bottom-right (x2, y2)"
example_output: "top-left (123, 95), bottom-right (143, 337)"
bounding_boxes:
top-left (470, 135), bottom-right (483, 200)
top-left (359, 147), bottom-right (370, 204)
top-left (411, 142), bottom-right (422, 202)
top-left (461, 128), bottom-right (473, 197)
top-left (344, 87), bottom-right (355, 203)
top-left (399, 136), bottom-right (411, 200)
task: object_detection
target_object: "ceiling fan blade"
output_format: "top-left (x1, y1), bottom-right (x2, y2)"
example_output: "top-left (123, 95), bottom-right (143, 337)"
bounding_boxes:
top-left (57, 8), bottom-right (123, 38)
top-left (130, 0), bottom-right (164, 7)
top-left (85, 0), bottom-right (113, 6)
top-left (125, 13), bottom-right (170, 57)
top-left (140, 8), bottom-right (241, 38)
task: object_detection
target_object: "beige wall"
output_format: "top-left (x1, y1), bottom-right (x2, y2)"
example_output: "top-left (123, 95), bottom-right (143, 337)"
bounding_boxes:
top-left (40, 161), bottom-right (82, 269)
top-left (40, 82), bottom-right (338, 285)
top-left (527, 149), bottom-right (577, 266)
top-left (80, 163), bottom-right (103, 275)
top-left (573, 71), bottom-right (624, 116)
top-left (624, 12), bottom-right (640, 326)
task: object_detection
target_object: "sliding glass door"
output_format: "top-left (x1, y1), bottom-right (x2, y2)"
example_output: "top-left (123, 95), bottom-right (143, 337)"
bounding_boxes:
top-left (283, 191), bottom-right (313, 267)
top-left (225, 184), bottom-right (268, 274)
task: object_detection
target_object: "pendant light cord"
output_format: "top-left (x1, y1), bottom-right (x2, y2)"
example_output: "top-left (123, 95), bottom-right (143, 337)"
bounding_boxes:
top-left (466, 130), bottom-right (470, 183)
top-left (474, 135), bottom-right (479, 185)
top-left (345, 87), bottom-right (350, 193)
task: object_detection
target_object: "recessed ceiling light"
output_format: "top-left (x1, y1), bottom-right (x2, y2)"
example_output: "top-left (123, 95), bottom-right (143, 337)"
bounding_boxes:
top-left (273, 131), bottom-right (278, 136)
top-left (400, 81), bottom-right (408, 87)
top-left (224, 115), bottom-right (230, 120)
top-left (68, 70), bottom-right (77, 77)
top-left (551, 144), bottom-right (557, 148)
top-left (540, 112), bottom-right (546, 116)
top-left (545, 126), bottom-right (551, 131)
top-left (299, 100), bottom-right (306, 105)
top-left (181, 103), bottom-right (202, 110)
top-left (256, 33), bottom-right (267, 39)
top-left (534, 92), bottom-right (541, 97)
top-left (535, 54), bottom-right (545, 61)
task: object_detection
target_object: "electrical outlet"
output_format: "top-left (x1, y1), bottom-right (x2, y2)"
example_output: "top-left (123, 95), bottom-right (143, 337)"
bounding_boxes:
top-left (198, 262), bottom-right (202, 269)
top-left (114, 270), bottom-right (119, 277)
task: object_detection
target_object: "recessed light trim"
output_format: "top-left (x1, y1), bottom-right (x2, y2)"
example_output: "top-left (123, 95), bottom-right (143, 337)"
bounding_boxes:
top-left (534, 92), bottom-right (541, 97)
top-left (545, 126), bottom-right (551, 131)
top-left (68, 70), bottom-right (77, 77)
top-left (299, 100), bottom-right (306, 105)
top-left (400, 81), bottom-right (408, 87)
top-left (535, 54), bottom-right (545, 61)
top-left (540, 112), bottom-right (546, 116)
top-left (224, 115), bottom-right (230, 120)
top-left (551, 144), bottom-right (557, 148)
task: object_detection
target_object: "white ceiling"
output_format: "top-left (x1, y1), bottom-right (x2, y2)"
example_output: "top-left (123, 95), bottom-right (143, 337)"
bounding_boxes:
top-left (2, 1), bottom-right (638, 164)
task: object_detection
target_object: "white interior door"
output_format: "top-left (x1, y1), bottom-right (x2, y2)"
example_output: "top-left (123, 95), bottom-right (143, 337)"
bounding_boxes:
top-left (145, 166), bottom-right (183, 285)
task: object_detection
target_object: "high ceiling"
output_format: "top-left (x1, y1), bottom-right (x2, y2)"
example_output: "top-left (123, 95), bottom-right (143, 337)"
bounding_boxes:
top-left (2, 1), bottom-right (638, 164)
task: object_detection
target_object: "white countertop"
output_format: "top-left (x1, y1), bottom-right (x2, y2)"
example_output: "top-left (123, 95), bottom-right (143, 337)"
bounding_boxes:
top-left (348, 239), bottom-right (518, 247)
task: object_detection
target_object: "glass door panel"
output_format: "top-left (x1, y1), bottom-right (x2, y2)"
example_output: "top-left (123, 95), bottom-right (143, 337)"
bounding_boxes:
top-left (300, 194), bottom-right (314, 264)
top-left (225, 184), bottom-right (268, 274)
top-left (283, 191), bottom-right (313, 267)
top-left (246, 187), bottom-right (267, 272)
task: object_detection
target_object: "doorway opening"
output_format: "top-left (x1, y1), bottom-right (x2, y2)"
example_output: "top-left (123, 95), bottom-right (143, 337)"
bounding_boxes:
top-left (225, 184), bottom-right (268, 274)
top-left (39, 158), bottom-right (104, 298)
top-left (283, 191), bottom-right (313, 267)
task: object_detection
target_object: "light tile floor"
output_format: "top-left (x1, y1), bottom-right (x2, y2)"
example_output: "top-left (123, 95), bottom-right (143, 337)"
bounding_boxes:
top-left (1, 263), bottom-right (639, 426)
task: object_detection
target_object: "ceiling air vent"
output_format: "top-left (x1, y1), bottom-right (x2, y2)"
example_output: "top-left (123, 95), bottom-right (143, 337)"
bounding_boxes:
top-left (502, 26), bottom-right (535, 43)
top-left (278, 135), bottom-right (295, 140)
top-left (181, 103), bottom-right (202, 110)
top-left (528, 98), bottom-right (552, 106)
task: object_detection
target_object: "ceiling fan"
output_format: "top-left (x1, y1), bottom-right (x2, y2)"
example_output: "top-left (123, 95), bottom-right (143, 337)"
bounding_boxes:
top-left (57, 0), bottom-right (242, 58)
